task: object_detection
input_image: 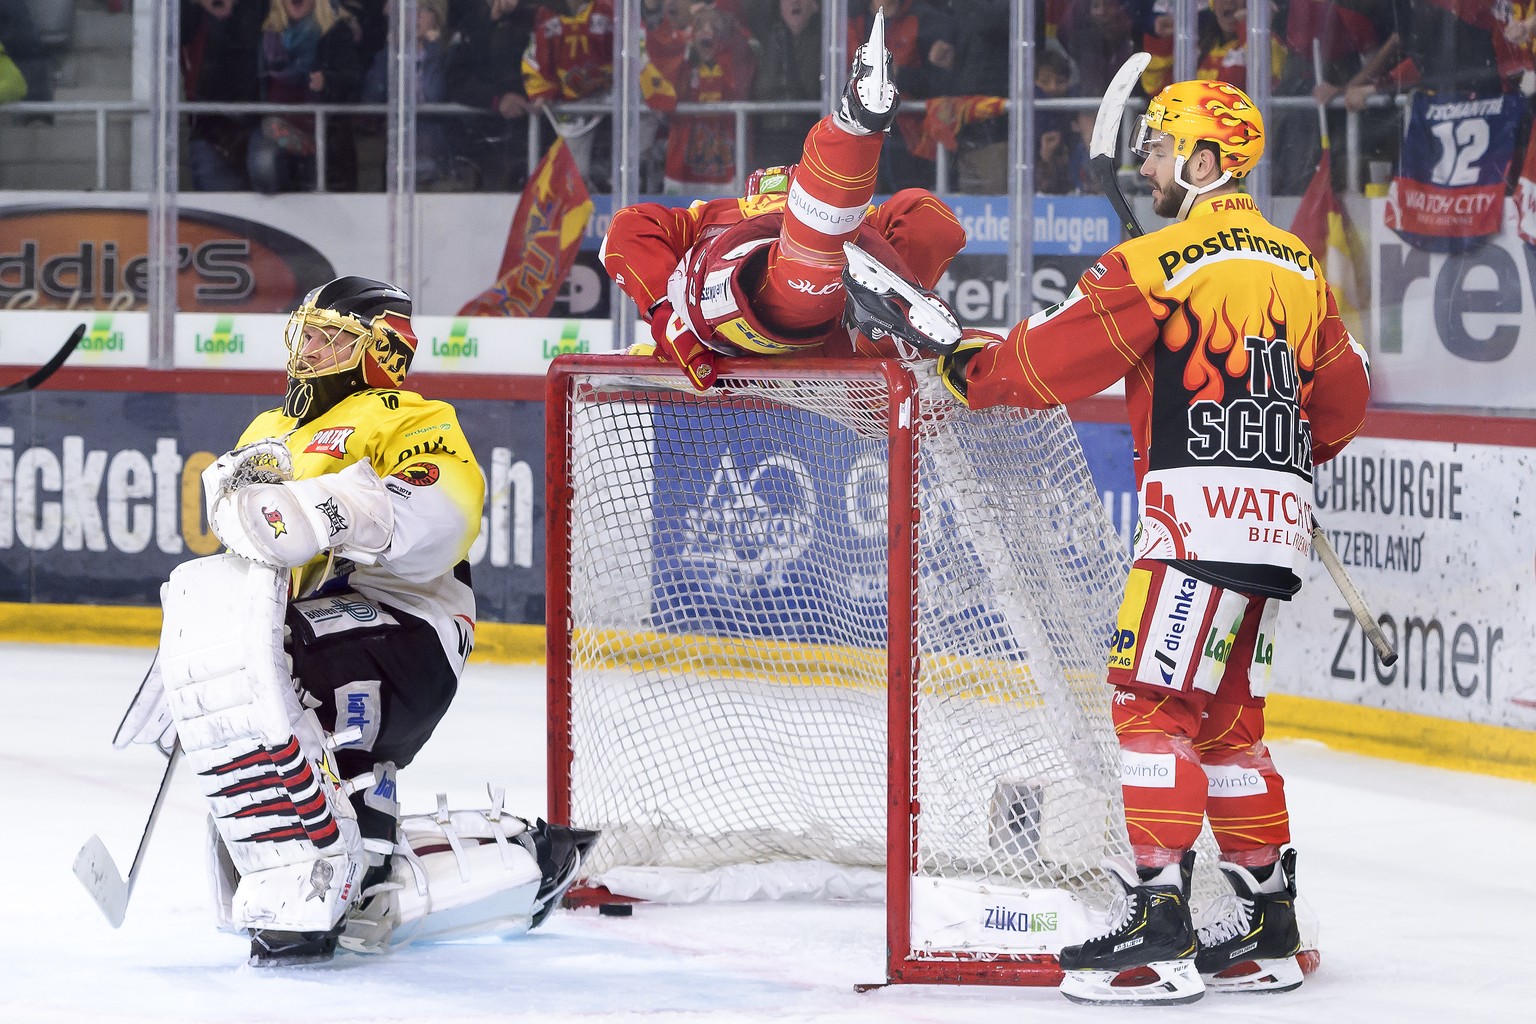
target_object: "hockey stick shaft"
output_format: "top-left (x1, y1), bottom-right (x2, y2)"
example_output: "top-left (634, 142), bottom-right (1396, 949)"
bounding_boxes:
top-left (1310, 519), bottom-right (1397, 665)
top-left (0, 323), bottom-right (86, 396)
top-left (73, 742), bottom-right (182, 928)
top-left (1090, 56), bottom-right (1397, 667)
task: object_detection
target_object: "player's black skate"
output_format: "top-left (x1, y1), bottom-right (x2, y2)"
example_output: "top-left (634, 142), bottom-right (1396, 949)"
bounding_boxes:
top-left (1196, 847), bottom-right (1304, 993)
top-left (1057, 850), bottom-right (1204, 1005)
top-left (842, 242), bottom-right (963, 357)
top-left (524, 818), bottom-right (600, 928)
top-left (836, 10), bottom-right (900, 135)
top-left (249, 923), bottom-right (343, 967)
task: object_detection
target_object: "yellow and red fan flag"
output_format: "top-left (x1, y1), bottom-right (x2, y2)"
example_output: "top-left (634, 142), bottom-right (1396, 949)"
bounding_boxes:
top-left (1290, 147), bottom-right (1364, 335)
top-left (459, 138), bottom-right (594, 317)
top-left (912, 95), bottom-right (1006, 161)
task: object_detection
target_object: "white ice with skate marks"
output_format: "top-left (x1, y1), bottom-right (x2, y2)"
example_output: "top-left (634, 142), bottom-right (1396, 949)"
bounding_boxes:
top-left (4, 641), bottom-right (1532, 1022)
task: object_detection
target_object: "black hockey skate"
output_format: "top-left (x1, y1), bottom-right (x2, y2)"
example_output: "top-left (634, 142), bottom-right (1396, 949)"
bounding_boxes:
top-left (524, 819), bottom-right (600, 929)
top-left (842, 241), bottom-right (963, 357)
top-left (249, 923), bottom-right (344, 967)
top-left (1196, 847), bottom-right (1305, 993)
top-left (836, 10), bottom-right (900, 135)
top-left (1057, 850), bottom-right (1204, 1005)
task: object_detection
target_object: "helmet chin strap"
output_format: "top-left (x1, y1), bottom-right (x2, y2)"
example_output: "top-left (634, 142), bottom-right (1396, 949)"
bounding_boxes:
top-left (1173, 155), bottom-right (1233, 220)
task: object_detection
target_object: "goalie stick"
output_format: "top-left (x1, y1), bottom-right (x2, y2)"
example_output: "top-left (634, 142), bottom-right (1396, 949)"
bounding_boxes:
top-left (1089, 53), bottom-right (1397, 668)
top-left (73, 742), bottom-right (181, 928)
top-left (0, 323), bottom-right (86, 397)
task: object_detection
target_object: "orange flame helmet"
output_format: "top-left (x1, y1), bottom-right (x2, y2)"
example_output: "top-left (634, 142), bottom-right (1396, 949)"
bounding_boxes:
top-left (1135, 79), bottom-right (1265, 180)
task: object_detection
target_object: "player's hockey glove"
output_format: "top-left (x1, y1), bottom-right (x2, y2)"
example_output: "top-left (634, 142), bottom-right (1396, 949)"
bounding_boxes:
top-left (936, 329), bottom-right (999, 406)
top-left (647, 299), bottom-right (718, 391)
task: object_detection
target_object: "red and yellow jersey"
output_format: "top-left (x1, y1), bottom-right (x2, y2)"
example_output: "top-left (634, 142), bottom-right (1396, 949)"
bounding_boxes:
top-left (522, 0), bottom-right (614, 104)
top-left (600, 188), bottom-right (963, 313)
top-left (640, 50), bottom-right (755, 186)
top-left (963, 193), bottom-right (1371, 598)
top-left (238, 388), bottom-right (484, 672)
top-left (1142, 35), bottom-right (1285, 95)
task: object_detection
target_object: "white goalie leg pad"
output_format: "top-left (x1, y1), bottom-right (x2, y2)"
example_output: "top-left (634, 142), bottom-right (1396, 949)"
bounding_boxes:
top-left (340, 793), bottom-right (542, 953)
top-left (158, 553), bottom-right (366, 932)
top-left (205, 814), bottom-right (241, 935)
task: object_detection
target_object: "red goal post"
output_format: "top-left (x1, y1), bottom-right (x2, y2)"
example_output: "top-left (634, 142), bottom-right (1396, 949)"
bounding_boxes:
top-left (546, 354), bottom-right (1163, 986)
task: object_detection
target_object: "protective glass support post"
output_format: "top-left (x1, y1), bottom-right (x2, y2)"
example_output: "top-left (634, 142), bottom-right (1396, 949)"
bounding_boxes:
top-left (1245, 0), bottom-right (1273, 218)
top-left (612, 0), bottom-right (644, 353)
top-left (823, 1), bottom-right (848, 119)
top-left (147, 0), bottom-right (178, 370)
top-left (387, 0), bottom-right (420, 300)
top-left (1173, 0), bottom-right (1198, 83)
top-left (1008, 0), bottom-right (1037, 325)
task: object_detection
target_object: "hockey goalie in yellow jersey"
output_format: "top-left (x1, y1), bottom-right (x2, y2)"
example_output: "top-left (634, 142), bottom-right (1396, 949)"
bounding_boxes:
top-left (115, 277), bottom-right (595, 965)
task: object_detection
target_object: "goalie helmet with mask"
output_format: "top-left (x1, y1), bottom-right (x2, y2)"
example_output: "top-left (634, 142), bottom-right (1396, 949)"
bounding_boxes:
top-left (1131, 79), bottom-right (1265, 221)
top-left (283, 276), bottom-right (417, 423)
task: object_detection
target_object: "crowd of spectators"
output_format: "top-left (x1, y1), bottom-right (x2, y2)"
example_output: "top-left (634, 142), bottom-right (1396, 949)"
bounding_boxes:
top-left (91, 2), bottom-right (1527, 198)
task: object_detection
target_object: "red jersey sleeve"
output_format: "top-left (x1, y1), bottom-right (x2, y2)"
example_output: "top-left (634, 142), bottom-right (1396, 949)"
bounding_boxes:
top-left (965, 252), bottom-right (1161, 409)
top-left (600, 203), bottom-right (701, 316)
top-left (1305, 284), bottom-right (1371, 465)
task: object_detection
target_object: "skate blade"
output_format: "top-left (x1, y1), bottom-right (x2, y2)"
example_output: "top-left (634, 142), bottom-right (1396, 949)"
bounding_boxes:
top-left (842, 243), bottom-right (961, 349)
top-left (855, 11), bottom-right (894, 116)
top-left (863, 10), bottom-right (886, 74)
top-left (1203, 954), bottom-right (1305, 994)
top-left (1060, 959), bottom-right (1206, 1005)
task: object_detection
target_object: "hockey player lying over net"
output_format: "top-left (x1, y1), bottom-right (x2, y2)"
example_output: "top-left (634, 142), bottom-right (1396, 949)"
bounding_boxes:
top-left (115, 275), bottom-right (596, 966)
top-left (841, 79), bottom-right (1372, 1005)
top-left (599, 11), bottom-right (968, 386)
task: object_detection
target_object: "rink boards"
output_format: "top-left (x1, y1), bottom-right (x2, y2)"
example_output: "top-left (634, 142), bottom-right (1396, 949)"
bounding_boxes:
top-left (0, 371), bottom-right (1532, 780)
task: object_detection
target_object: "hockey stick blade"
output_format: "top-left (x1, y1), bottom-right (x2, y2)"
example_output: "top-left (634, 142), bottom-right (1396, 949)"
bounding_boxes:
top-left (1089, 53), bottom-right (1150, 239)
top-left (73, 835), bottom-right (131, 928)
top-left (73, 743), bottom-right (183, 928)
top-left (1089, 52), bottom-right (1150, 160)
top-left (0, 322), bottom-right (87, 397)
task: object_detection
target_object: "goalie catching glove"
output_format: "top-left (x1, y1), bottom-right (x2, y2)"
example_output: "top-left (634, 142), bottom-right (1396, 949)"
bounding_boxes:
top-left (204, 453), bottom-right (394, 569)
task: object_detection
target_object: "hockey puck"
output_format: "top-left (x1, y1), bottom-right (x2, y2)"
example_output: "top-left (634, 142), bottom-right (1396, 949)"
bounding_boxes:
top-left (598, 903), bottom-right (634, 918)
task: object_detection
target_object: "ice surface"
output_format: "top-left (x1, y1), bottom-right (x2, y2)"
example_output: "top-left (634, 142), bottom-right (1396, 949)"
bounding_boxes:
top-left (2, 641), bottom-right (1530, 1023)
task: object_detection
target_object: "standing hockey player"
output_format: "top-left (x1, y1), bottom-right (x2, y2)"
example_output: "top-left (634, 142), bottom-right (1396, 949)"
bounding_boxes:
top-left (599, 11), bottom-right (967, 388)
top-left (116, 276), bottom-right (594, 965)
top-left (843, 80), bottom-right (1371, 1004)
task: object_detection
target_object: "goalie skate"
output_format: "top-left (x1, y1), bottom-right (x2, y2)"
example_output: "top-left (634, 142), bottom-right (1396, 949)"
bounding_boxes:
top-left (842, 242), bottom-right (962, 357)
top-left (338, 798), bottom-right (600, 953)
top-left (836, 10), bottom-right (899, 135)
top-left (1057, 852), bottom-right (1204, 1005)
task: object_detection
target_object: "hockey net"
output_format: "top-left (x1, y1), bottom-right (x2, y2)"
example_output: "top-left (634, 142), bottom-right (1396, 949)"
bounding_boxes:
top-left (546, 355), bottom-right (1194, 985)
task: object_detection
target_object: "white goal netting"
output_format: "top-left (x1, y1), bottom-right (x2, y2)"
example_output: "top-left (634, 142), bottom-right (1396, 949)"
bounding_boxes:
top-left (548, 357), bottom-right (1219, 973)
